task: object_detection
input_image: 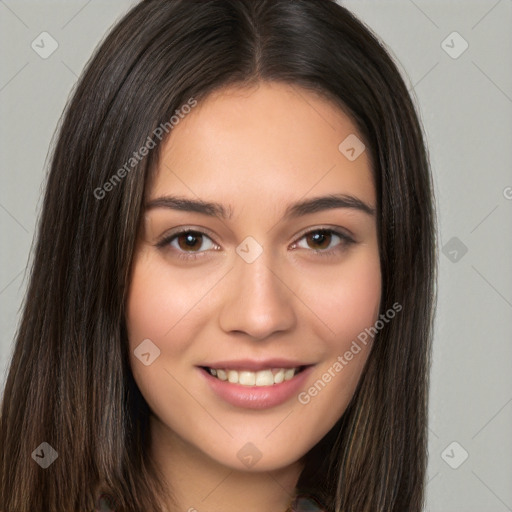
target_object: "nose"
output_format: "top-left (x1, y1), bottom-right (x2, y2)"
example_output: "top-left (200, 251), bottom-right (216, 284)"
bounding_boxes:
top-left (218, 248), bottom-right (297, 340)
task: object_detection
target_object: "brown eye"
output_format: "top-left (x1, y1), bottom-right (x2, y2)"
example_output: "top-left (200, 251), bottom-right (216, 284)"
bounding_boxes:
top-left (305, 230), bottom-right (332, 250)
top-left (294, 228), bottom-right (355, 255)
top-left (157, 229), bottom-right (218, 257)
top-left (176, 231), bottom-right (204, 252)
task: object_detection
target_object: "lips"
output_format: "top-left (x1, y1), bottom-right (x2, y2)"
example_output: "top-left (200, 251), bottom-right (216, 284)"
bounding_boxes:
top-left (197, 360), bottom-right (315, 409)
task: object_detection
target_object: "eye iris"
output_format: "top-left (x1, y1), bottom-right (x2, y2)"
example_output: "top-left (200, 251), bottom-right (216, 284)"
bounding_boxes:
top-left (307, 230), bottom-right (331, 250)
top-left (178, 232), bottom-right (202, 251)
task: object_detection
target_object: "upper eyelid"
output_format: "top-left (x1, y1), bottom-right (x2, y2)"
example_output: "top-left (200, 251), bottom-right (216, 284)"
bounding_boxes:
top-left (159, 226), bottom-right (218, 245)
top-left (293, 225), bottom-right (354, 241)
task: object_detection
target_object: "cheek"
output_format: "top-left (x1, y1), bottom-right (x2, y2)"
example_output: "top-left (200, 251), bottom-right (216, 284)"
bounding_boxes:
top-left (126, 249), bottom-right (208, 350)
top-left (125, 251), bottom-right (192, 402)
top-left (298, 248), bottom-right (382, 345)
top-left (293, 249), bottom-right (381, 420)
top-left (125, 250), bottom-right (203, 416)
top-left (125, 248), bottom-right (229, 407)
top-left (126, 259), bottom-right (172, 348)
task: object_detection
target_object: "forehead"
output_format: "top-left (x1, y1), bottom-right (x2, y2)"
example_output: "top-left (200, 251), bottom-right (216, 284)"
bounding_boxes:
top-left (149, 82), bottom-right (375, 211)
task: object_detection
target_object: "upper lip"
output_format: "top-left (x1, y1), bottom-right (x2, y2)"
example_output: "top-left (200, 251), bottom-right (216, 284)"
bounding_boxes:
top-left (199, 359), bottom-right (313, 371)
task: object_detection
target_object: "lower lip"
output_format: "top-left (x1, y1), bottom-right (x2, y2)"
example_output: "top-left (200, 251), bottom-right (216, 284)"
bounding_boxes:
top-left (198, 366), bottom-right (314, 410)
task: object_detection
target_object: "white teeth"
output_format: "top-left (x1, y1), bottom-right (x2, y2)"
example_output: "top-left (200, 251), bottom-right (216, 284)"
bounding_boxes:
top-left (239, 371), bottom-right (256, 386)
top-left (255, 369), bottom-right (274, 386)
top-left (207, 367), bottom-right (300, 386)
top-left (273, 369), bottom-right (285, 384)
top-left (284, 368), bottom-right (295, 380)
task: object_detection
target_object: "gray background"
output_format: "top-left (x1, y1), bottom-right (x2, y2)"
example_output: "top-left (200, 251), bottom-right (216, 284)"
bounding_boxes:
top-left (1, 1), bottom-right (511, 511)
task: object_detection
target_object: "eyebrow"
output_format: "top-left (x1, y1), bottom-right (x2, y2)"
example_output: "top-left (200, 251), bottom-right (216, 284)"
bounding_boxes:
top-left (283, 193), bottom-right (375, 218)
top-left (145, 193), bottom-right (375, 220)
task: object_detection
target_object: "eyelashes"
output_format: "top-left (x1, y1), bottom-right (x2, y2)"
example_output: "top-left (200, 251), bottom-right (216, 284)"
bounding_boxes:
top-left (156, 229), bottom-right (219, 261)
top-left (155, 227), bottom-right (356, 262)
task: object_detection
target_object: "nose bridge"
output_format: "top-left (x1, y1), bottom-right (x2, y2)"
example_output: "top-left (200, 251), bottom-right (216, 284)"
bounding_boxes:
top-left (218, 237), bottom-right (296, 339)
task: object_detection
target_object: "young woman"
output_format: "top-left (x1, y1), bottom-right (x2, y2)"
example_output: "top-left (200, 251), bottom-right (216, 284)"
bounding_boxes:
top-left (0, 1), bottom-right (437, 511)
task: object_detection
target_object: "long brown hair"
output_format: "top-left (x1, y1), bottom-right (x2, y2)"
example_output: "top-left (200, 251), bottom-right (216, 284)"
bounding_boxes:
top-left (0, 1), bottom-right (437, 510)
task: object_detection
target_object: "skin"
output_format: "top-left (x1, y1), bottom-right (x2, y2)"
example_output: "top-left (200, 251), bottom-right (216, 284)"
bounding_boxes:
top-left (126, 81), bottom-right (381, 512)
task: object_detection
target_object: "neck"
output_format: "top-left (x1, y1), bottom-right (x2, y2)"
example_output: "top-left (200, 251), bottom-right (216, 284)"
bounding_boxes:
top-left (148, 415), bottom-right (303, 512)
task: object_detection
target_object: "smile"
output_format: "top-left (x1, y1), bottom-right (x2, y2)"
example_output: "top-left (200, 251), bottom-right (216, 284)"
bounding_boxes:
top-left (203, 366), bottom-right (305, 386)
top-left (198, 364), bottom-right (314, 409)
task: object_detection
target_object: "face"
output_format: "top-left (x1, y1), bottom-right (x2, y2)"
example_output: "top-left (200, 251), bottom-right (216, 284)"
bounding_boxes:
top-left (126, 82), bottom-right (381, 472)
